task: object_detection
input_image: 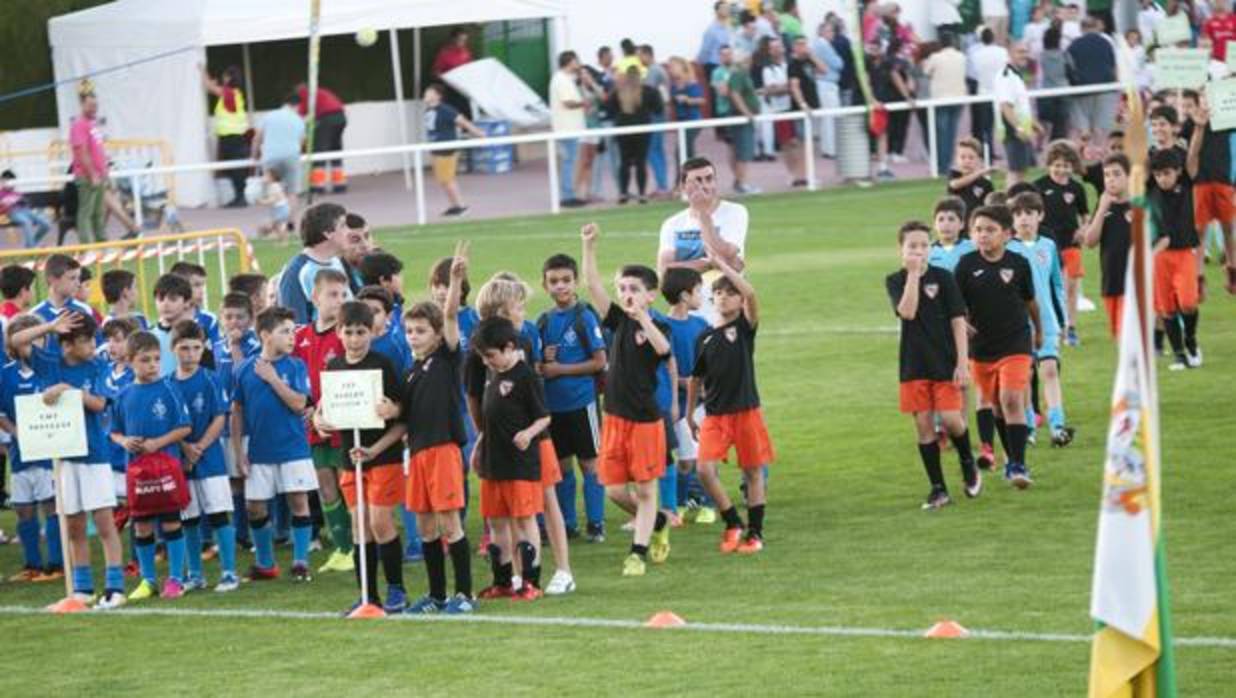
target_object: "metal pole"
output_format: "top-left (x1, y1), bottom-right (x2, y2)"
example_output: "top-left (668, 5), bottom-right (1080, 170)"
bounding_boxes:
top-left (677, 124), bottom-right (688, 167)
top-left (547, 136), bottom-right (560, 214)
top-left (242, 44), bottom-right (255, 118)
top-left (802, 113), bottom-right (817, 191)
top-left (390, 28), bottom-right (413, 191)
top-left (413, 149), bottom-right (427, 225)
top-left (131, 174), bottom-right (144, 230)
top-left (413, 27), bottom-right (423, 98)
top-left (927, 103), bottom-right (939, 179)
top-left (303, 0), bottom-right (323, 202)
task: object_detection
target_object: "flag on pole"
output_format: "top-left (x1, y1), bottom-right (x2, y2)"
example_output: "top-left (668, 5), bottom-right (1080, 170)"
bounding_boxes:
top-left (1087, 167), bottom-right (1176, 696)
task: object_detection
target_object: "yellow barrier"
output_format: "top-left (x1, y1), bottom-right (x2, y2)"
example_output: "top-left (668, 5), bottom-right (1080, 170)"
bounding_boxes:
top-left (0, 228), bottom-right (256, 318)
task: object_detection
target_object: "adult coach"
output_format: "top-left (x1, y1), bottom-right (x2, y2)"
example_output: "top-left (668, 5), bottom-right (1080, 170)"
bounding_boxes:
top-left (70, 83), bottom-right (109, 243)
top-left (277, 202), bottom-right (351, 324)
top-left (201, 65), bottom-right (250, 208)
top-left (657, 157), bottom-right (747, 319)
top-left (296, 83), bottom-right (348, 194)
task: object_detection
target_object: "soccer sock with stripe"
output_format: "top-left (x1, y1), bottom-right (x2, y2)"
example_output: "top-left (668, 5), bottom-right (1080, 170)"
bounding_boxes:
top-left (976, 408), bottom-right (995, 449)
top-left (1163, 314), bottom-right (1185, 356)
top-left (423, 538), bottom-right (447, 601)
top-left (379, 536), bottom-right (404, 590)
top-left (1006, 423), bottom-right (1029, 466)
top-left (747, 504), bottom-right (765, 538)
top-left (164, 527), bottom-right (186, 583)
top-left (135, 534), bottom-right (158, 584)
top-left (104, 564), bottom-right (124, 594)
top-left (17, 517), bottom-right (42, 569)
top-left (517, 540), bottom-right (540, 588)
top-left (1182, 311), bottom-right (1199, 353)
top-left (720, 506), bottom-right (744, 530)
top-left (44, 511), bottom-right (63, 568)
top-left (290, 515), bottom-right (313, 566)
top-left (448, 535), bottom-right (473, 597)
top-left (918, 442), bottom-right (945, 491)
top-left (556, 468), bottom-right (579, 531)
top-left (72, 565), bottom-right (93, 595)
top-left (213, 516), bottom-right (237, 576)
top-left (250, 517), bottom-right (276, 569)
top-left (321, 499), bottom-right (353, 554)
top-left (583, 470), bottom-right (605, 527)
top-left (183, 518), bottom-right (203, 580)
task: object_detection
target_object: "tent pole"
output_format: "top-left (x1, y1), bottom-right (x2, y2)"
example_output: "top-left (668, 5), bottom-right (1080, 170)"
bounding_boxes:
top-left (242, 43), bottom-right (255, 117)
top-left (390, 28), bottom-right (413, 190)
top-left (413, 26), bottom-right (422, 97)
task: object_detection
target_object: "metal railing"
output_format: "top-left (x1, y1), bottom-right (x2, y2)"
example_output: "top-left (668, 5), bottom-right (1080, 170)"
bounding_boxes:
top-left (9, 81), bottom-right (1123, 226)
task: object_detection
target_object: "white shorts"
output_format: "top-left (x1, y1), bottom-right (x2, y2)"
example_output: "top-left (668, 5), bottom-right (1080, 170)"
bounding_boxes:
top-left (11, 468), bottom-right (54, 505)
top-left (184, 476), bottom-right (234, 518)
top-left (673, 406), bottom-right (706, 462)
top-left (224, 437), bottom-right (249, 478)
top-left (113, 471), bottom-right (127, 500)
top-left (58, 462), bottom-right (117, 516)
top-left (245, 459), bottom-right (319, 501)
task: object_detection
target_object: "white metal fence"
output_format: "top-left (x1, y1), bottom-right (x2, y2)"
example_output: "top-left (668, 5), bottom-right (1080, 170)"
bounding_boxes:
top-left (12, 81), bottom-right (1124, 227)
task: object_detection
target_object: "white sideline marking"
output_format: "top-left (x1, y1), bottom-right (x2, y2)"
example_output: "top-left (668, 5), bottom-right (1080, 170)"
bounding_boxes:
top-left (1, 605), bottom-right (1233, 648)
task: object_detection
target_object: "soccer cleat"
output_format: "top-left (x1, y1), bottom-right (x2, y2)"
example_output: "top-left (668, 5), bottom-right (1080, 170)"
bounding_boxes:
top-left (94, 590), bottom-right (126, 610)
top-left (184, 575), bottom-right (208, 593)
top-left (695, 507), bottom-right (718, 525)
top-left (403, 542), bottom-right (424, 563)
top-left (1051, 427), bottom-right (1076, 448)
top-left (1187, 347), bottom-right (1204, 368)
top-left (544, 569), bottom-right (576, 596)
top-left (964, 470), bottom-right (983, 499)
top-left (8, 567), bottom-right (41, 582)
top-left (383, 586), bottom-right (410, 614)
top-left (922, 488), bottom-right (953, 510)
top-left (1169, 355), bottom-right (1189, 371)
top-left (244, 564), bottom-right (280, 582)
top-left (585, 523), bottom-right (606, 543)
top-left (308, 539), bottom-right (323, 553)
top-left (720, 527), bottom-right (743, 554)
top-left (513, 583), bottom-right (543, 601)
top-left (128, 579), bottom-right (158, 601)
top-left (620, 519), bottom-right (635, 532)
top-left (1009, 464), bottom-right (1033, 490)
top-left (32, 566), bottom-right (64, 583)
top-left (290, 563), bottom-right (312, 583)
top-left (735, 534), bottom-right (764, 554)
top-left (444, 593), bottom-right (477, 614)
top-left (977, 445), bottom-right (995, 471)
top-left (406, 593), bottom-right (446, 613)
top-left (161, 578), bottom-right (185, 599)
top-left (649, 526), bottom-right (671, 564)
top-left (214, 573), bottom-right (240, 593)
top-left (318, 548), bottom-right (355, 573)
top-left (477, 584), bottom-right (514, 600)
top-left (622, 553), bottom-right (646, 577)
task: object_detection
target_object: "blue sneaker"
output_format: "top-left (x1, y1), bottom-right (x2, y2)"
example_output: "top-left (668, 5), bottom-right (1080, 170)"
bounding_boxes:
top-left (383, 585), bottom-right (409, 614)
top-left (403, 544), bottom-right (424, 563)
top-left (406, 593), bottom-right (445, 614)
top-left (444, 593), bottom-right (477, 614)
top-left (1008, 463), bottom-right (1033, 490)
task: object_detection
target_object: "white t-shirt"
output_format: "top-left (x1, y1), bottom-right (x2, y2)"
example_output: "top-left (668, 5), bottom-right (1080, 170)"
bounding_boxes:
top-left (549, 70), bottom-right (586, 133)
top-left (981, 0), bottom-right (1009, 17)
top-left (659, 200), bottom-right (749, 322)
top-left (972, 44), bottom-right (1010, 92)
top-left (993, 64), bottom-right (1032, 132)
top-left (761, 62), bottom-right (792, 112)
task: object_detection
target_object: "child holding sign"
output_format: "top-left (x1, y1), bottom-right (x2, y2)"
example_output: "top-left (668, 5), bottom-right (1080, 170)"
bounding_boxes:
top-left (314, 301), bottom-right (408, 615)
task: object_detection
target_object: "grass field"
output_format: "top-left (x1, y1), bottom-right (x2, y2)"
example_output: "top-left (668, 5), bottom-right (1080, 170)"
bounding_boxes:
top-left (2, 179), bottom-right (1234, 696)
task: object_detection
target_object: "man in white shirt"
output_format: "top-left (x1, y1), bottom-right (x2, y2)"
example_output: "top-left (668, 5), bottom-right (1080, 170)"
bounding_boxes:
top-left (969, 27), bottom-right (1009, 157)
top-left (924, 40), bottom-right (968, 175)
top-left (549, 51), bottom-right (589, 208)
top-left (656, 157), bottom-right (748, 321)
top-left (993, 42), bottom-right (1042, 183)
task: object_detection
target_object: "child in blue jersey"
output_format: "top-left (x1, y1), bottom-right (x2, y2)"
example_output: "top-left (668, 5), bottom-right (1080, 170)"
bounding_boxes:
top-left (101, 269), bottom-right (149, 331)
top-left (660, 267), bottom-right (715, 524)
top-left (170, 320), bottom-right (239, 592)
top-left (151, 273), bottom-right (196, 376)
top-left (1008, 192), bottom-right (1074, 447)
top-left (360, 251), bottom-right (406, 337)
top-left (357, 286), bottom-right (413, 377)
top-left (13, 311), bottom-right (126, 608)
top-left (216, 293), bottom-right (260, 529)
top-left (538, 253), bottom-right (607, 555)
top-left (111, 331), bottom-right (193, 600)
top-left (233, 306), bottom-right (317, 583)
top-left (101, 319), bottom-right (138, 505)
top-left (928, 197), bottom-right (975, 272)
top-left (30, 254), bottom-right (96, 356)
top-left (0, 315), bottom-right (61, 582)
top-left (170, 262), bottom-right (221, 344)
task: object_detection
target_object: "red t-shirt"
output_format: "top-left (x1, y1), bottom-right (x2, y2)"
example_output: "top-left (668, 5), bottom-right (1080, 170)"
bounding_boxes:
top-left (294, 322), bottom-right (344, 447)
top-left (296, 86), bottom-right (344, 119)
top-left (432, 45), bottom-right (473, 77)
top-left (0, 300), bottom-right (23, 319)
top-left (1204, 12), bottom-right (1236, 60)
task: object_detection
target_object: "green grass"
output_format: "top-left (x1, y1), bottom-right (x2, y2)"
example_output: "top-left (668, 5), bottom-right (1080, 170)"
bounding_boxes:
top-left (3, 180), bottom-right (1234, 696)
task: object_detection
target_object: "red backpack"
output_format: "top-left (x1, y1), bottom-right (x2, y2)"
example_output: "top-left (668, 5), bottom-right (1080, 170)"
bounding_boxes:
top-left (126, 452), bottom-right (189, 518)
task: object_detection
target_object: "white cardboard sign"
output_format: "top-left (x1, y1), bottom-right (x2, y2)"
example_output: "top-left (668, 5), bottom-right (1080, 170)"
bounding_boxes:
top-left (319, 370), bottom-right (383, 430)
top-left (15, 390), bottom-right (88, 461)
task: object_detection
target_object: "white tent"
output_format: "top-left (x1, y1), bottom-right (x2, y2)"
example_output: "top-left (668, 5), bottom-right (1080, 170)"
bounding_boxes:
top-left (48, 0), bottom-right (566, 206)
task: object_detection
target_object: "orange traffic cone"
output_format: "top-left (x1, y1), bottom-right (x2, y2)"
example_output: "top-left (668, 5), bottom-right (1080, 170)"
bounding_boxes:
top-left (346, 603), bottom-right (387, 620)
top-left (47, 596), bottom-right (90, 614)
top-left (309, 167), bottom-right (328, 194)
top-left (645, 611), bottom-right (687, 628)
top-left (924, 619), bottom-right (970, 639)
top-left (330, 166), bottom-right (348, 193)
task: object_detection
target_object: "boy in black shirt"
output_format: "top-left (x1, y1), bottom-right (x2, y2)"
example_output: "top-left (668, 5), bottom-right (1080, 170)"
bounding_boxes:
top-left (1185, 99), bottom-right (1236, 294)
top-left (400, 241), bottom-right (474, 614)
top-left (580, 222), bottom-right (673, 577)
top-left (1082, 154), bottom-right (1133, 339)
top-left (885, 222), bottom-right (979, 509)
top-left (685, 249), bottom-right (775, 551)
top-left (947, 137), bottom-right (995, 231)
top-left (473, 317), bottom-right (551, 601)
top-left (314, 301), bottom-right (408, 614)
top-left (1033, 140), bottom-right (1089, 347)
top-left (955, 205), bottom-right (1041, 489)
top-left (1148, 149), bottom-right (1203, 370)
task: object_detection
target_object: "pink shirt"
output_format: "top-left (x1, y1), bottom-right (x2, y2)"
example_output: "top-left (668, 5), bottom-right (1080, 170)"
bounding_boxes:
top-left (70, 116), bottom-right (107, 179)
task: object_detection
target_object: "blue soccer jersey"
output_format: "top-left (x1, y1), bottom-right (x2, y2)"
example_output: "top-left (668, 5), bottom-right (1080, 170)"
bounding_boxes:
top-left (457, 306), bottom-right (480, 354)
top-left (213, 331), bottom-right (260, 439)
top-left (650, 310), bottom-right (675, 415)
top-left (151, 322), bottom-right (178, 376)
top-left (195, 308), bottom-right (222, 345)
top-left (665, 314), bottom-right (711, 413)
top-left (103, 363), bottom-right (135, 473)
top-left (112, 379), bottom-right (192, 460)
top-left (31, 346), bottom-right (115, 464)
top-left (233, 354), bottom-right (311, 463)
top-left (1008, 236), bottom-right (1066, 339)
top-left (538, 303), bottom-right (605, 412)
top-left (30, 298), bottom-right (98, 356)
top-left (372, 329), bottom-right (414, 378)
top-left (171, 367), bottom-right (229, 479)
top-left (928, 239), bottom-right (976, 272)
top-left (0, 360), bottom-right (50, 472)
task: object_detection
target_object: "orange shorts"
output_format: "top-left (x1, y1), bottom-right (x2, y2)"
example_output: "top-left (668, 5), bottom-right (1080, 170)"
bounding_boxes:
top-left (1193, 181), bottom-right (1235, 227)
top-left (405, 444), bottom-right (465, 514)
top-left (1103, 295), bottom-right (1124, 338)
top-left (479, 478), bottom-right (542, 518)
top-left (340, 463), bottom-right (404, 509)
top-left (898, 380), bottom-right (964, 414)
top-left (1154, 248), bottom-right (1200, 315)
top-left (1060, 247), bottom-right (1085, 279)
top-left (599, 414), bottom-right (666, 485)
top-left (538, 439), bottom-right (562, 488)
top-left (971, 355), bottom-right (1032, 403)
top-left (698, 408), bottom-right (776, 470)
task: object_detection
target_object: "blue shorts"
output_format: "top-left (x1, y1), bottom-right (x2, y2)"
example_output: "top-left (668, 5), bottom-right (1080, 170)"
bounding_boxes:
top-left (1036, 332), bottom-right (1061, 361)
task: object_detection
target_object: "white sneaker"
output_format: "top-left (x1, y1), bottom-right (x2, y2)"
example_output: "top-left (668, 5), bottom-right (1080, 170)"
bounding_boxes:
top-left (545, 569), bottom-right (576, 596)
top-left (94, 590), bottom-right (126, 610)
top-left (1077, 295), bottom-right (1097, 312)
top-left (889, 153), bottom-right (908, 164)
top-left (1187, 347), bottom-right (1203, 368)
top-left (214, 572), bottom-right (240, 593)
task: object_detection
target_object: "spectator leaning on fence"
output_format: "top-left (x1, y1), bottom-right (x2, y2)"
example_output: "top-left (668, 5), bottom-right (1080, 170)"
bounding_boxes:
top-left (549, 51), bottom-right (589, 209)
top-left (70, 82), bottom-right (109, 244)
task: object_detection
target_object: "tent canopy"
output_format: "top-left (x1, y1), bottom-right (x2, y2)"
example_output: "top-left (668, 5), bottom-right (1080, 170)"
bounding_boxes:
top-left (47, 0), bottom-right (565, 206)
